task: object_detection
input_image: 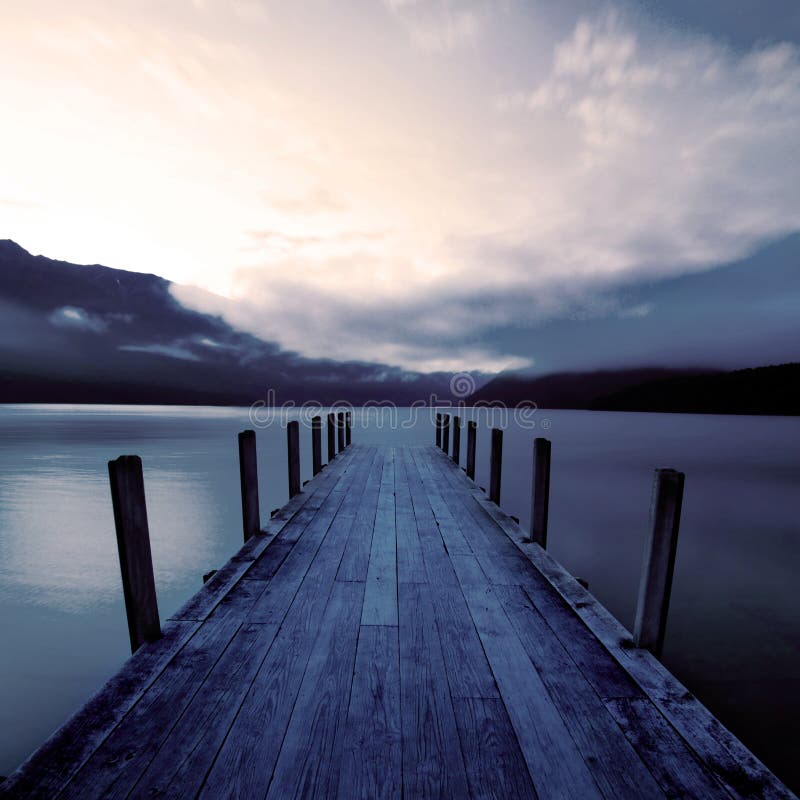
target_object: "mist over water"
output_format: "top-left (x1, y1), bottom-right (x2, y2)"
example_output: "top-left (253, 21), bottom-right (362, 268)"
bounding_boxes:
top-left (0, 404), bottom-right (798, 789)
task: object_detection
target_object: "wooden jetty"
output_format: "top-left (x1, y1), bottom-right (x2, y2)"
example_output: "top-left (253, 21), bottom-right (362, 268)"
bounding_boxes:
top-left (2, 425), bottom-right (795, 798)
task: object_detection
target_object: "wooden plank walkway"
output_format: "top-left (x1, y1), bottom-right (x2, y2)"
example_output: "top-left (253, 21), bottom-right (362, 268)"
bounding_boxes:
top-left (2, 444), bottom-right (795, 799)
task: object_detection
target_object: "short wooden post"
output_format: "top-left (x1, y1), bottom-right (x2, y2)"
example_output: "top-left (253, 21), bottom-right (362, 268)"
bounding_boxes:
top-left (442, 415), bottom-right (450, 454)
top-left (238, 429), bottom-right (261, 542)
top-left (345, 412), bottom-right (352, 446)
top-left (435, 413), bottom-right (442, 447)
top-left (312, 416), bottom-right (323, 476)
top-left (337, 411), bottom-right (345, 452)
top-left (452, 416), bottom-right (461, 464)
top-left (287, 420), bottom-right (301, 498)
top-left (327, 413), bottom-right (336, 462)
top-left (633, 468), bottom-right (685, 658)
top-left (489, 428), bottom-right (503, 505)
top-left (530, 438), bottom-right (551, 547)
top-left (108, 455), bottom-right (161, 653)
top-left (466, 420), bottom-right (477, 480)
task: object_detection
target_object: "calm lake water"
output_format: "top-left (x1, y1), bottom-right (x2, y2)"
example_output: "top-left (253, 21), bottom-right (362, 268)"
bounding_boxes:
top-left (0, 404), bottom-right (798, 790)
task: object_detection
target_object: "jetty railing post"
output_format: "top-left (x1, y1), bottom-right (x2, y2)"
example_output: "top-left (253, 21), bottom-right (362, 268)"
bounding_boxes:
top-left (345, 412), bottom-right (352, 446)
top-left (633, 468), bottom-right (685, 658)
top-left (108, 455), bottom-right (161, 653)
top-left (466, 420), bottom-right (477, 479)
top-left (452, 416), bottom-right (461, 464)
top-left (337, 411), bottom-right (345, 452)
top-left (312, 416), bottom-right (323, 476)
top-left (287, 420), bottom-right (301, 498)
top-left (489, 428), bottom-right (503, 505)
top-left (238, 429), bottom-right (261, 542)
top-left (327, 412), bottom-right (336, 462)
top-left (530, 437), bottom-right (552, 547)
top-left (442, 415), bottom-right (450, 454)
top-left (435, 413), bottom-right (442, 448)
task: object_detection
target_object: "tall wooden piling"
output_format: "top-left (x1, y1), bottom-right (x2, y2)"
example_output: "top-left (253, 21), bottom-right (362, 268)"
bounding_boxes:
top-left (530, 437), bottom-right (551, 547)
top-left (345, 411), bottom-right (352, 446)
top-left (287, 420), bottom-right (301, 498)
top-left (452, 416), bottom-right (461, 464)
top-left (435, 413), bottom-right (442, 448)
top-left (466, 420), bottom-right (477, 479)
top-left (327, 413), bottom-right (336, 462)
top-left (312, 416), bottom-right (323, 476)
top-left (238, 429), bottom-right (260, 542)
top-left (337, 411), bottom-right (345, 452)
top-left (442, 415), bottom-right (450, 454)
top-left (108, 455), bottom-right (161, 653)
top-left (489, 428), bottom-right (503, 505)
top-left (633, 468), bottom-right (685, 658)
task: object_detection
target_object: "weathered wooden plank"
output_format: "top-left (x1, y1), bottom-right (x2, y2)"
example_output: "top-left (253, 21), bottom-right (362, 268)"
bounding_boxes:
top-left (60, 580), bottom-right (269, 800)
top-left (452, 698), bottom-right (536, 800)
top-left (361, 450), bottom-right (398, 626)
top-left (401, 448), bottom-right (460, 587)
top-left (496, 583), bottom-right (668, 800)
top-left (398, 581), bottom-right (470, 799)
top-left (607, 697), bottom-right (733, 800)
top-left (267, 581), bottom-right (365, 798)
top-left (449, 554), bottom-right (603, 800)
top-left (408, 447), bottom-right (473, 556)
top-left (337, 625), bottom-right (402, 800)
top-left (336, 449), bottom-right (383, 582)
top-left (394, 450), bottom-right (427, 584)
top-left (127, 621), bottom-right (280, 800)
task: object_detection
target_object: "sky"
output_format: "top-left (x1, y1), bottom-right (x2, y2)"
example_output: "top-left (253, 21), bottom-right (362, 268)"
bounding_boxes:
top-left (1, 0), bottom-right (799, 374)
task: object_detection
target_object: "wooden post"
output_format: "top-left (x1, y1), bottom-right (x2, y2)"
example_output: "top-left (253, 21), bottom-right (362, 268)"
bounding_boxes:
top-left (489, 428), bottom-right (503, 505)
top-left (337, 411), bottom-right (345, 452)
top-left (345, 411), bottom-right (352, 446)
top-left (442, 415), bottom-right (450, 454)
top-left (327, 413), bottom-right (336, 462)
top-left (312, 416), bottom-right (323, 476)
top-left (108, 455), bottom-right (161, 653)
top-left (466, 420), bottom-right (477, 480)
top-left (633, 468), bottom-right (685, 658)
top-left (452, 416), bottom-right (461, 464)
top-left (238, 429), bottom-right (260, 542)
top-left (287, 420), bottom-right (301, 498)
top-left (435, 413), bottom-right (442, 448)
top-left (530, 438), bottom-right (551, 547)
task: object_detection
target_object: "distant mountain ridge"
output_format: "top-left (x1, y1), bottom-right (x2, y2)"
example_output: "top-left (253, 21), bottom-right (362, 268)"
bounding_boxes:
top-left (0, 240), bottom-right (461, 405)
top-left (467, 364), bottom-right (800, 415)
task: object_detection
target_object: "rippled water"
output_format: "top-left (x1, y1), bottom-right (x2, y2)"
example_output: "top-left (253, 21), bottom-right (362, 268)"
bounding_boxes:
top-left (0, 404), bottom-right (798, 790)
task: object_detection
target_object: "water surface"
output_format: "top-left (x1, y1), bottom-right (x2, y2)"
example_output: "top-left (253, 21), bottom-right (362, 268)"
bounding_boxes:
top-left (0, 404), bottom-right (797, 790)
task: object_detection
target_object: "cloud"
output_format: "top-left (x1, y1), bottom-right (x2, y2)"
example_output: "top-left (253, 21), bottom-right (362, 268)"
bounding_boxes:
top-left (119, 343), bottom-right (202, 361)
top-left (383, 0), bottom-right (486, 53)
top-left (49, 306), bottom-right (108, 333)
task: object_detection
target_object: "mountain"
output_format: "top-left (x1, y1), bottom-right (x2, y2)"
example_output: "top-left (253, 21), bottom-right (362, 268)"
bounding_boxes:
top-left (0, 240), bottom-right (466, 405)
top-left (467, 364), bottom-right (800, 415)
